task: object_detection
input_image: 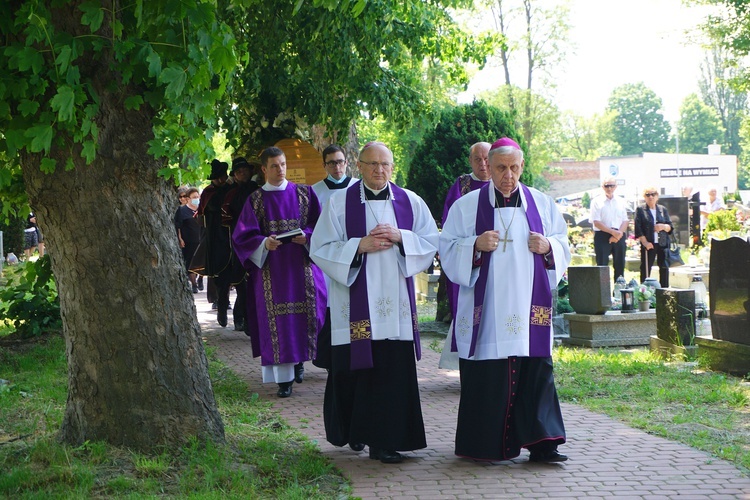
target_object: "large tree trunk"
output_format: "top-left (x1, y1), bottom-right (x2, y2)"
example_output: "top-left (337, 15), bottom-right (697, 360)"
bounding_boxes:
top-left (20, 90), bottom-right (225, 451)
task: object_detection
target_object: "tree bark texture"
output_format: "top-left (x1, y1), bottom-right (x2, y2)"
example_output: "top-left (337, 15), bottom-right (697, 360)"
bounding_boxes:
top-left (18, 4), bottom-right (224, 451)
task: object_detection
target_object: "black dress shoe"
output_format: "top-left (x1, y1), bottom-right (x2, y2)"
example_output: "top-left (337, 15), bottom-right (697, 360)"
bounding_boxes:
top-left (217, 308), bottom-right (228, 327)
top-left (369, 447), bottom-right (403, 464)
top-left (294, 362), bottom-right (304, 383)
top-left (191, 284), bottom-right (199, 294)
top-left (277, 382), bottom-right (293, 398)
top-left (349, 442), bottom-right (365, 452)
top-left (529, 450), bottom-right (568, 463)
top-left (233, 319), bottom-right (245, 331)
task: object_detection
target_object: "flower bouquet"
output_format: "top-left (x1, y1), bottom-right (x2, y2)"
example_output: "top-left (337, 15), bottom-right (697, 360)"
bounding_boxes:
top-left (635, 285), bottom-right (654, 310)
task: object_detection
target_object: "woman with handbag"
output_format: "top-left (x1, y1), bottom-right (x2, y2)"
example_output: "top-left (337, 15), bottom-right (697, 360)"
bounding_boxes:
top-left (634, 186), bottom-right (673, 287)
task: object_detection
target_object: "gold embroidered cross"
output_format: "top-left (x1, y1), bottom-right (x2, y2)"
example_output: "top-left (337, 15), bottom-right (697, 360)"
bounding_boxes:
top-left (530, 305), bottom-right (552, 326)
top-left (350, 320), bottom-right (372, 341)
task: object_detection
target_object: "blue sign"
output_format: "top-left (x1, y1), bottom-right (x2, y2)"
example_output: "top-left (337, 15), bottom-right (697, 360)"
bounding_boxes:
top-left (609, 163), bottom-right (619, 176)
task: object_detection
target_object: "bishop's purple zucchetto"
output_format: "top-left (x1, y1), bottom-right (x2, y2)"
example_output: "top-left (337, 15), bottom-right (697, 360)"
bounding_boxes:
top-left (490, 137), bottom-right (521, 150)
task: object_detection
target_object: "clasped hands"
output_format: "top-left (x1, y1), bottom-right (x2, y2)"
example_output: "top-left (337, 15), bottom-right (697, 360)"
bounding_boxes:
top-left (475, 230), bottom-right (550, 254)
top-left (265, 234), bottom-right (307, 251)
top-left (358, 223), bottom-right (402, 254)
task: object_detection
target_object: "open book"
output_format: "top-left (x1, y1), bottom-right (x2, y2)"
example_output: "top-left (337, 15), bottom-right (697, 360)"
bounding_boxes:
top-left (276, 227), bottom-right (304, 244)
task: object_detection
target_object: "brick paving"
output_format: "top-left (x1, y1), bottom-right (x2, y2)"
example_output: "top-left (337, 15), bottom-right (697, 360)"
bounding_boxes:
top-left (198, 294), bottom-right (750, 499)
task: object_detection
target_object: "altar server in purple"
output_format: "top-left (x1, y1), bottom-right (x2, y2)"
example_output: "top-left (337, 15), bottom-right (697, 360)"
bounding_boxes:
top-left (439, 138), bottom-right (571, 463)
top-left (310, 141), bottom-right (439, 464)
top-left (232, 146), bottom-right (327, 398)
top-left (439, 141), bottom-right (491, 369)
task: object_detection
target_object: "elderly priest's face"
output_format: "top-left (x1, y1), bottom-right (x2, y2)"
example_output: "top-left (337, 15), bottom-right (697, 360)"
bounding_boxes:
top-left (358, 143), bottom-right (394, 191)
top-left (489, 149), bottom-right (524, 196)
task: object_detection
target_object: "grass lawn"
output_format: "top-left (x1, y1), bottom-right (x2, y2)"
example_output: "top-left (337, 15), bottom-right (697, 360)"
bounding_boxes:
top-left (0, 333), bottom-right (350, 498)
top-left (1, 328), bottom-right (749, 496)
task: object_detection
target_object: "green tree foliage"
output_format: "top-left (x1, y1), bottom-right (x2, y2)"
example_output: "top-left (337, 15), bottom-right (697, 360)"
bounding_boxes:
top-left (581, 191), bottom-right (591, 209)
top-left (484, 0), bottom-right (572, 168)
top-left (698, 48), bottom-right (746, 157)
top-left (557, 111), bottom-right (622, 161)
top-left (702, 208), bottom-right (741, 245)
top-left (219, 0), bottom-right (497, 154)
top-left (480, 85), bottom-right (559, 178)
top-left (0, 256), bottom-right (61, 338)
top-left (0, 213), bottom-right (25, 256)
top-left (406, 101), bottom-right (523, 220)
top-left (607, 82), bottom-right (671, 156)
top-left (678, 94), bottom-right (725, 154)
top-left (0, 0), bottom-right (238, 182)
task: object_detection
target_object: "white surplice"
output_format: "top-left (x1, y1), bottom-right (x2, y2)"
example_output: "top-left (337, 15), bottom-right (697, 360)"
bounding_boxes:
top-left (439, 185), bottom-right (571, 360)
top-left (310, 182), bottom-right (439, 345)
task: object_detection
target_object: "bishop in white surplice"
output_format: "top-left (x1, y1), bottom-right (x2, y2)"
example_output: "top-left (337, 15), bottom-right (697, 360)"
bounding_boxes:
top-left (439, 137), bottom-right (572, 464)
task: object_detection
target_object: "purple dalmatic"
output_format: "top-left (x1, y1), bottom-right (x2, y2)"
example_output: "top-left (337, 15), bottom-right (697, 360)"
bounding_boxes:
top-left (442, 174), bottom-right (489, 351)
top-left (232, 182), bottom-right (327, 367)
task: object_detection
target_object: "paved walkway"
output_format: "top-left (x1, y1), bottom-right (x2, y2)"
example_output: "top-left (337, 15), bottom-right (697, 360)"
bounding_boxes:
top-left (197, 294), bottom-right (750, 499)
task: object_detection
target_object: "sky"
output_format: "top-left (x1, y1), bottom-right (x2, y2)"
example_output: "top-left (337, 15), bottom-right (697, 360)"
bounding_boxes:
top-left (458, 0), bottom-right (718, 124)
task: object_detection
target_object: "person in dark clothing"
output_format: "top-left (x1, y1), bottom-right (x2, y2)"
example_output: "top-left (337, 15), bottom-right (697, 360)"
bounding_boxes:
top-left (174, 187), bottom-right (202, 292)
top-left (197, 159), bottom-right (234, 327)
top-left (634, 186), bottom-right (673, 287)
top-left (222, 157), bottom-right (261, 331)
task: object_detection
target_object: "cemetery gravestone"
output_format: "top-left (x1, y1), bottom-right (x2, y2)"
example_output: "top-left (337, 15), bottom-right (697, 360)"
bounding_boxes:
top-left (568, 266), bottom-right (611, 315)
top-left (709, 237), bottom-right (750, 346)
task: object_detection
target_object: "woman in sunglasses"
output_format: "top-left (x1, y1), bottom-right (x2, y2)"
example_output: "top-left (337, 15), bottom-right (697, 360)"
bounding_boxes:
top-left (634, 187), bottom-right (673, 287)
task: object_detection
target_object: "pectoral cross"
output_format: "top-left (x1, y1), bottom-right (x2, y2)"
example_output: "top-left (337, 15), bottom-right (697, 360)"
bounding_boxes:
top-left (499, 231), bottom-right (513, 251)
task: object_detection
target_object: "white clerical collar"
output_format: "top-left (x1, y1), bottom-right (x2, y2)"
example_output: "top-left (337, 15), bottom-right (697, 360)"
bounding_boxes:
top-left (363, 181), bottom-right (389, 196)
top-left (262, 179), bottom-right (288, 191)
top-left (470, 173), bottom-right (489, 182)
top-left (327, 174), bottom-right (348, 184)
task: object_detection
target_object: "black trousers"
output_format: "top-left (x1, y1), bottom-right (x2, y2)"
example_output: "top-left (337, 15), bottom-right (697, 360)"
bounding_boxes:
top-left (594, 230), bottom-right (627, 281)
top-left (640, 244), bottom-right (669, 287)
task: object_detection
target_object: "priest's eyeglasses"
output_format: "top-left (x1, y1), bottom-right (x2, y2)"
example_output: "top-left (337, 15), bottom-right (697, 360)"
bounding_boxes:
top-left (360, 160), bottom-right (393, 170)
top-left (645, 192), bottom-right (658, 197)
top-left (603, 184), bottom-right (616, 188)
top-left (325, 159), bottom-right (347, 167)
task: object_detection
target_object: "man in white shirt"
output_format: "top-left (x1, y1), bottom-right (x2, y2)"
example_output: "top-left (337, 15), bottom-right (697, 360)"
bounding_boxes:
top-left (589, 177), bottom-right (629, 282)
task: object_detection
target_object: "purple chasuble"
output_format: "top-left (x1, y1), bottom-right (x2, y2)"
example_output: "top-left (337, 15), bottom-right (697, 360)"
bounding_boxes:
top-left (345, 181), bottom-right (421, 370)
top-left (469, 183), bottom-right (553, 358)
top-left (232, 182), bottom-right (327, 366)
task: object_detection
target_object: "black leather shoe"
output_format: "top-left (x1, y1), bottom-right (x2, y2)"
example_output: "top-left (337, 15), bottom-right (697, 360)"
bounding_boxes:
top-left (233, 319), bottom-right (245, 331)
top-left (192, 284), bottom-right (199, 294)
top-left (294, 363), bottom-right (304, 383)
top-left (369, 447), bottom-right (403, 464)
top-left (529, 450), bottom-right (568, 463)
top-left (277, 382), bottom-right (293, 398)
top-left (349, 442), bottom-right (365, 452)
top-left (217, 307), bottom-right (228, 327)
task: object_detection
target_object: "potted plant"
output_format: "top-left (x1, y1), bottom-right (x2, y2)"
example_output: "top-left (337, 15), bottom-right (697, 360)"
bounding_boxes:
top-left (634, 285), bottom-right (654, 311)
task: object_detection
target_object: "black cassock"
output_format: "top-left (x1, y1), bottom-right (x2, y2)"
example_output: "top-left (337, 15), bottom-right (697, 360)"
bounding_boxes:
top-left (324, 339), bottom-right (427, 453)
top-left (456, 356), bottom-right (565, 461)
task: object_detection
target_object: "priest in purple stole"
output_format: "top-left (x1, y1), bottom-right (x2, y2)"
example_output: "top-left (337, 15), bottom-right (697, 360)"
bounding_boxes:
top-left (439, 138), bottom-right (571, 463)
top-left (439, 141), bottom-right (491, 369)
top-left (310, 142), bottom-right (439, 464)
top-left (232, 147), bottom-right (327, 399)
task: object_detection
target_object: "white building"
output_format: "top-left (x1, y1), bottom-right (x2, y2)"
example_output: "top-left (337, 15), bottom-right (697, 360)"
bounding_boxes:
top-left (599, 148), bottom-right (738, 204)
